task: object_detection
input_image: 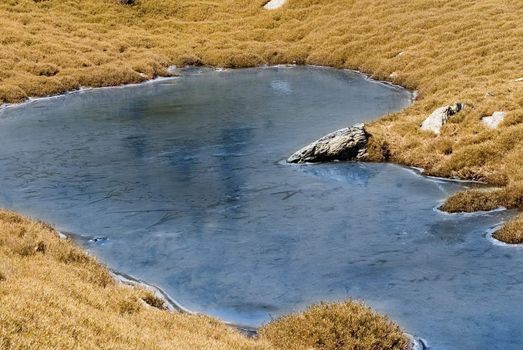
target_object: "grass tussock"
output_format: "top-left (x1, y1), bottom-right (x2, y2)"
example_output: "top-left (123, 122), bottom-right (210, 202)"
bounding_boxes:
top-left (0, 210), bottom-right (409, 350)
top-left (493, 214), bottom-right (523, 244)
top-left (441, 184), bottom-right (523, 213)
top-left (259, 301), bottom-right (409, 350)
top-left (2, 0), bottom-right (521, 238)
top-left (440, 184), bottom-right (523, 244)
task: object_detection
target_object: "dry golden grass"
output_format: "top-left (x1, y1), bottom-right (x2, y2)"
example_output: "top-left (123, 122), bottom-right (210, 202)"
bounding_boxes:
top-left (0, 210), bottom-right (409, 350)
top-left (493, 213), bottom-right (523, 244)
top-left (259, 301), bottom-right (409, 350)
top-left (440, 184), bottom-right (523, 213)
top-left (440, 184), bottom-right (523, 243)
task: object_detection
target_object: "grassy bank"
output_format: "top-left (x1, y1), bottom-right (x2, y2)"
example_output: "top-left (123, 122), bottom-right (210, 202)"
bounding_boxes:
top-left (0, 210), bottom-right (408, 350)
top-left (1, 0), bottom-right (522, 240)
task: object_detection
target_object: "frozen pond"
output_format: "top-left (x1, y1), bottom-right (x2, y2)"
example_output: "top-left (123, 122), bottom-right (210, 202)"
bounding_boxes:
top-left (0, 67), bottom-right (521, 350)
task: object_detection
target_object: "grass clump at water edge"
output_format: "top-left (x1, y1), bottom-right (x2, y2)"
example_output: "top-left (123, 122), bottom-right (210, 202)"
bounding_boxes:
top-left (259, 301), bottom-right (409, 350)
top-left (440, 185), bottom-right (523, 244)
top-left (0, 210), bottom-right (410, 350)
top-left (493, 214), bottom-right (523, 245)
top-left (439, 186), bottom-right (523, 213)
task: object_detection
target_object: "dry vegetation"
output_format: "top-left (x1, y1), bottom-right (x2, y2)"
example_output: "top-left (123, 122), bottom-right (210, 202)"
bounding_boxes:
top-left (493, 215), bottom-right (523, 244)
top-left (0, 210), bottom-right (409, 349)
top-left (259, 301), bottom-right (408, 350)
top-left (0, 0), bottom-right (522, 240)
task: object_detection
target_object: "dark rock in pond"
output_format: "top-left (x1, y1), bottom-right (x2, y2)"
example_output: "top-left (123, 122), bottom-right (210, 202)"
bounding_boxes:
top-left (89, 236), bottom-right (108, 243)
top-left (287, 123), bottom-right (368, 163)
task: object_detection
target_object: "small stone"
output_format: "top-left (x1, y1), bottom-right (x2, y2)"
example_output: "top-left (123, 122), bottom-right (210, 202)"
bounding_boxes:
top-left (420, 103), bottom-right (463, 135)
top-left (263, 0), bottom-right (286, 10)
top-left (89, 236), bottom-right (108, 243)
top-left (481, 111), bottom-right (505, 129)
top-left (389, 72), bottom-right (398, 79)
top-left (515, 77), bottom-right (523, 82)
top-left (119, 0), bottom-right (135, 5)
top-left (287, 123), bottom-right (368, 163)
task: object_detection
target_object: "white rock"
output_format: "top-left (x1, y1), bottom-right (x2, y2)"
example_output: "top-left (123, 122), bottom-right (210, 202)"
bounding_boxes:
top-left (515, 77), bottom-right (523, 82)
top-left (263, 0), bottom-right (286, 9)
top-left (420, 103), bottom-right (463, 135)
top-left (389, 72), bottom-right (398, 79)
top-left (482, 111), bottom-right (505, 129)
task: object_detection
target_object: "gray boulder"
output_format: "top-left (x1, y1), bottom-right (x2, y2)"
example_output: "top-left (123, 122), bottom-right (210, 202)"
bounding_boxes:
top-left (420, 103), bottom-right (463, 134)
top-left (287, 123), bottom-right (368, 164)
